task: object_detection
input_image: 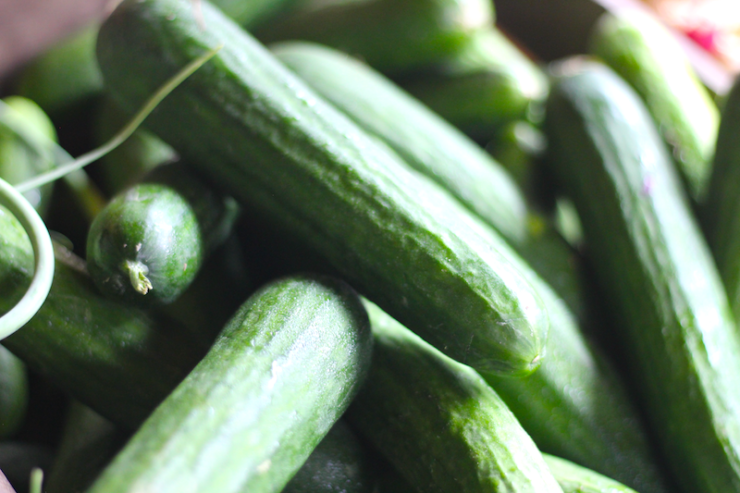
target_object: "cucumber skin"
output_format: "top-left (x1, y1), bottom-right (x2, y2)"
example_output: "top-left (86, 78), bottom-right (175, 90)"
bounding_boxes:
top-left (545, 60), bottom-right (740, 493)
top-left (589, 12), bottom-right (719, 202)
top-left (267, 40), bottom-right (666, 493)
top-left (543, 454), bottom-right (638, 493)
top-left (87, 275), bottom-right (372, 493)
top-left (349, 300), bottom-right (563, 493)
top-left (97, 0), bottom-right (549, 377)
top-left (254, 0), bottom-right (493, 74)
top-left (0, 207), bottom-right (209, 430)
top-left (702, 77), bottom-right (740, 322)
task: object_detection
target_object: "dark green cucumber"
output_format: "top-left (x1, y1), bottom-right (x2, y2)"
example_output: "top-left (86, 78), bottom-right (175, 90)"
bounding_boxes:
top-left (0, 206), bottom-right (209, 430)
top-left (97, 0), bottom-right (548, 376)
top-left (271, 40), bottom-right (527, 244)
top-left (701, 77), bottom-right (740, 322)
top-left (254, 0), bottom-right (493, 74)
top-left (87, 274), bottom-right (372, 493)
top-left (543, 454), bottom-right (639, 493)
top-left (588, 12), bottom-right (719, 201)
top-left (348, 300), bottom-right (563, 493)
top-left (212, 0), bottom-right (301, 27)
top-left (283, 420), bottom-right (378, 493)
top-left (401, 28), bottom-right (549, 140)
top-left (0, 346), bottom-right (27, 439)
top-left (545, 59), bottom-right (740, 493)
top-left (86, 161), bottom-right (239, 305)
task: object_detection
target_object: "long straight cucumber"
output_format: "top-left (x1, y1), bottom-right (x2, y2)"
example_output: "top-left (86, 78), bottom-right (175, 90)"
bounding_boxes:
top-left (96, 0), bottom-right (548, 376)
top-left (545, 59), bottom-right (740, 493)
top-left (87, 275), bottom-right (372, 493)
top-left (0, 205), bottom-right (209, 430)
top-left (268, 41), bottom-right (667, 493)
top-left (348, 300), bottom-right (563, 493)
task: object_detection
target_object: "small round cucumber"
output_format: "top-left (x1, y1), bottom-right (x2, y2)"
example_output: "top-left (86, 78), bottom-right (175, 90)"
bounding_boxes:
top-left (87, 182), bottom-right (201, 304)
top-left (87, 162), bottom-right (238, 305)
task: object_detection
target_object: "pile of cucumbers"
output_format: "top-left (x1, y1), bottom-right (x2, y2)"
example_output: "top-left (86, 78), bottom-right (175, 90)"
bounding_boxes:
top-left (1, 0), bottom-right (739, 492)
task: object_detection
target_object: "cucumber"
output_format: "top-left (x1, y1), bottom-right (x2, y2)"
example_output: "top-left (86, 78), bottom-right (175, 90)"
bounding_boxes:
top-left (253, 0), bottom-right (494, 74)
top-left (0, 346), bottom-right (28, 439)
top-left (588, 11), bottom-right (719, 202)
top-left (0, 206), bottom-right (210, 430)
top-left (700, 77), bottom-right (740, 321)
top-left (97, 0), bottom-right (549, 376)
top-left (348, 300), bottom-right (563, 493)
top-left (87, 274), bottom-right (373, 493)
top-left (284, 420), bottom-right (378, 493)
top-left (543, 454), bottom-right (639, 493)
top-left (86, 161), bottom-right (239, 305)
top-left (401, 28), bottom-right (549, 140)
top-left (545, 59), bottom-right (740, 493)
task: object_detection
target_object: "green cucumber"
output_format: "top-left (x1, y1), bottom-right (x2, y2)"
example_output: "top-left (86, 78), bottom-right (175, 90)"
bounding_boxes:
top-left (348, 300), bottom-right (563, 493)
top-left (254, 0), bottom-right (494, 74)
top-left (543, 454), bottom-right (639, 493)
top-left (284, 420), bottom-right (378, 493)
top-left (701, 77), bottom-right (740, 322)
top-left (588, 12), bottom-right (719, 201)
top-left (97, 0), bottom-right (549, 376)
top-left (87, 274), bottom-right (372, 493)
top-left (86, 161), bottom-right (239, 305)
top-left (0, 206), bottom-right (209, 430)
top-left (401, 28), bottom-right (549, 140)
top-left (271, 40), bottom-right (528, 244)
top-left (0, 346), bottom-right (27, 439)
top-left (545, 59), bottom-right (740, 493)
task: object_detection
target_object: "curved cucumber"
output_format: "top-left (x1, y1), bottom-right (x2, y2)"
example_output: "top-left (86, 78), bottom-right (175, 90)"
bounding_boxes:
top-left (401, 28), bottom-right (549, 140)
top-left (0, 206), bottom-right (209, 430)
top-left (701, 77), bottom-right (740, 321)
top-left (87, 275), bottom-right (372, 493)
top-left (348, 300), bottom-right (563, 493)
top-left (254, 0), bottom-right (493, 74)
top-left (545, 59), bottom-right (740, 493)
top-left (86, 161), bottom-right (238, 305)
top-left (543, 454), bottom-right (639, 493)
top-left (97, 0), bottom-right (548, 376)
top-left (588, 11), bottom-right (719, 201)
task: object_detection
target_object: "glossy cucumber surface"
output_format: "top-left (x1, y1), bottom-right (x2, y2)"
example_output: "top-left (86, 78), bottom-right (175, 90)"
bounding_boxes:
top-left (97, 0), bottom-right (549, 376)
top-left (87, 275), bottom-right (372, 493)
top-left (545, 59), bottom-right (740, 493)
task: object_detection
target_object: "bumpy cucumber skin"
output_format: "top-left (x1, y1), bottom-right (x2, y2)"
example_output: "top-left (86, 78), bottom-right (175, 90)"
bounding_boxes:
top-left (545, 60), bottom-right (740, 493)
top-left (543, 454), bottom-right (639, 493)
top-left (97, 0), bottom-right (548, 376)
top-left (87, 275), bottom-right (372, 493)
top-left (702, 78), bottom-right (740, 322)
top-left (589, 12), bottom-right (719, 202)
top-left (254, 0), bottom-right (493, 74)
top-left (349, 300), bottom-right (563, 493)
top-left (283, 420), bottom-right (378, 493)
top-left (0, 207), bottom-right (208, 430)
top-left (402, 28), bottom-right (549, 140)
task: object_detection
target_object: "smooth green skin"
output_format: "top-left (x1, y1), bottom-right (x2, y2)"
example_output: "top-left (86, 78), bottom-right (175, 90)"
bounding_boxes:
top-left (213, 0), bottom-right (301, 27)
top-left (545, 60), bottom-right (740, 493)
top-left (543, 454), bottom-right (639, 493)
top-left (283, 420), bottom-right (378, 493)
top-left (589, 12), bottom-right (719, 202)
top-left (97, 0), bottom-right (548, 376)
top-left (348, 300), bottom-right (563, 493)
top-left (0, 346), bottom-right (27, 440)
top-left (269, 40), bottom-right (667, 492)
top-left (271, 41), bottom-right (528, 246)
top-left (87, 275), bottom-right (373, 493)
top-left (701, 77), bottom-right (740, 324)
top-left (87, 183), bottom-right (202, 305)
top-left (0, 208), bottom-right (209, 430)
top-left (0, 98), bottom-right (56, 216)
top-left (402, 28), bottom-right (549, 140)
top-left (254, 0), bottom-right (493, 74)
top-left (15, 24), bottom-right (104, 114)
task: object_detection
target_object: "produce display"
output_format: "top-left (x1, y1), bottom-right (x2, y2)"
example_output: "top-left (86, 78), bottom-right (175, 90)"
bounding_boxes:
top-left (1, 0), bottom-right (740, 492)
